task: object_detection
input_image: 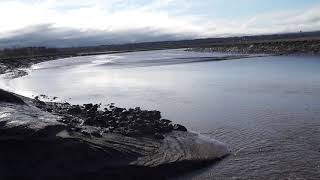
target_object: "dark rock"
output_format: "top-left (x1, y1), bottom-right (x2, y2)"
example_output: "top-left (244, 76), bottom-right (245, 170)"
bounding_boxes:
top-left (70, 127), bottom-right (82, 132)
top-left (84, 103), bottom-right (93, 110)
top-left (0, 88), bottom-right (230, 179)
top-left (0, 89), bottom-right (25, 104)
top-left (113, 107), bottom-right (124, 113)
top-left (154, 133), bottom-right (165, 140)
top-left (173, 124), bottom-right (188, 132)
top-left (63, 102), bottom-right (71, 106)
top-left (92, 104), bottom-right (100, 111)
top-left (161, 119), bottom-right (172, 124)
top-left (125, 129), bottom-right (141, 137)
top-left (135, 107), bottom-right (141, 112)
top-left (91, 131), bottom-right (102, 138)
top-left (68, 105), bottom-right (82, 114)
top-left (118, 121), bottom-right (128, 127)
top-left (141, 126), bottom-right (156, 134)
top-left (22, 93), bottom-right (188, 139)
top-left (81, 130), bottom-right (91, 136)
top-left (151, 111), bottom-right (161, 120)
top-left (34, 96), bottom-right (46, 106)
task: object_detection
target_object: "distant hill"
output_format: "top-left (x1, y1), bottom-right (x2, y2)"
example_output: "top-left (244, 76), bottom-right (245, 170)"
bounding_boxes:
top-left (1, 31), bottom-right (320, 59)
top-left (93, 31), bottom-right (320, 51)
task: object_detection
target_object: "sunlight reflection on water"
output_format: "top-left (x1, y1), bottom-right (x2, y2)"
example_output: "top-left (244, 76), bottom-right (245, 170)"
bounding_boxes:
top-left (2, 49), bottom-right (320, 179)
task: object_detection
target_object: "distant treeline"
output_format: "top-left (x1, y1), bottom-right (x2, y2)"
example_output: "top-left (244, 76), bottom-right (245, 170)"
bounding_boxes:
top-left (0, 47), bottom-right (61, 58)
top-left (1, 31), bottom-right (319, 59)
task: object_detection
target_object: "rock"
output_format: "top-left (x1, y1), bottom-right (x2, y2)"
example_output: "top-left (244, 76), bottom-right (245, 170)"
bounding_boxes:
top-left (81, 130), bottom-right (91, 136)
top-left (34, 96), bottom-right (46, 106)
top-left (0, 89), bottom-right (229, 179)
top-left (173, 124), bottom-right (188, 132)
top-left (71, 127), bottom-right (82, 132)
top-left (92, 104), bottom-right (100, 111)
top-left (113, 107), bottom-right (124, 113)
top-left (0, 89), bottom-right (25, 104)
top-left (84, 103), bottom-right (93, 110)
top-left (151, 111), bottom-right (161, 120)
top-left (125, 129), bottom-right (141, 137)
top-left (161, 119), bottom-right (172, 124)
top-left (154, 133), bottom-right (165, 140)
top-left (118, 121), bottom-right (128, 127)
top-left (68, 105), bottom-right (82, 114)
top-left (20, 92), bottom-right (189, 139)
top-left (91, 131), bottom-right (102, 138)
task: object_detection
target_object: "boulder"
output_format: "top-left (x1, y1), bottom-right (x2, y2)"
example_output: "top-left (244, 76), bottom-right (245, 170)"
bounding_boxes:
top-left (67, 105), bottom-right (82, 114)
top-left (91, 130), bottom-right (103, 137)
top-left (154, 133), bottom-right (165, 140)
top-left (160, 119), bottom-right (172, 124)
top-left (173, 124), bottom-right (188, 132)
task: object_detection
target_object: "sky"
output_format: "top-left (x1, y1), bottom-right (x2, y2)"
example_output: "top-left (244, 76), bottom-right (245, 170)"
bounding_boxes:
top-left (0, 0), bottom-right (319, 48)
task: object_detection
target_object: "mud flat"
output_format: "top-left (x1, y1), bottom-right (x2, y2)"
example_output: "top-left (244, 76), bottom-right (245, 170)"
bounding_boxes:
top-left (187, 39), bottom-right (320, 55)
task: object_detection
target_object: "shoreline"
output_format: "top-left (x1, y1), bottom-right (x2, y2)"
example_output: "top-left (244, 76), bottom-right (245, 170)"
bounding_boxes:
top-left (0, 50), bottom-right (230, 179)
top-left (0, 89), bottom-right (229, 179)
top-left (186, 39), bottom-right (320, 55)
top-left (1, 39), bottom-right (318, 179)
top-left (2, 38), bottom-right (319, 78)
top-left (0, 50), bottom-right (132, 75)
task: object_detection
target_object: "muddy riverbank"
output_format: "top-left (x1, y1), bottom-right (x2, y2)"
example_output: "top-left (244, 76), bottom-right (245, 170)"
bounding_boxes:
top-left (187, 39), bottom-right (320, 55)
top-left (0, 52), bottom-right (229, 179)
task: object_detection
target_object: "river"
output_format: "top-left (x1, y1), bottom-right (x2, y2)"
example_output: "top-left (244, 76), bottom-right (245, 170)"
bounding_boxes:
top-left (1, 49), bottom-right (320, 179)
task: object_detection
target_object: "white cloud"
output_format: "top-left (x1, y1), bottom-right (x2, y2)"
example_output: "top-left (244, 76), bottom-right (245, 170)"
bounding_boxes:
top-left (0, 0), bottom-right (319, 47)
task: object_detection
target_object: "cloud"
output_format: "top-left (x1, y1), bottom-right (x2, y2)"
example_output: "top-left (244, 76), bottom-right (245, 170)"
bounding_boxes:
top-left (0, 24), bottom-right (195, 48)
top-left (0, 0), bottom-right (319, 48)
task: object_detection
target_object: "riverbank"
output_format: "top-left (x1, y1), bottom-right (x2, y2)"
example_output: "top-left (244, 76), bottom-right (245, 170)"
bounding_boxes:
top-left (2, 38), bottom-right (318, 77)
top-left (0, 89), bottom-right (228, 179)
top-left (2, 48), bottom-right (320, 179)
top-left (0, 51), bottom-right (229, 179)
top-left (187, 39), bottom-right (320, 55)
